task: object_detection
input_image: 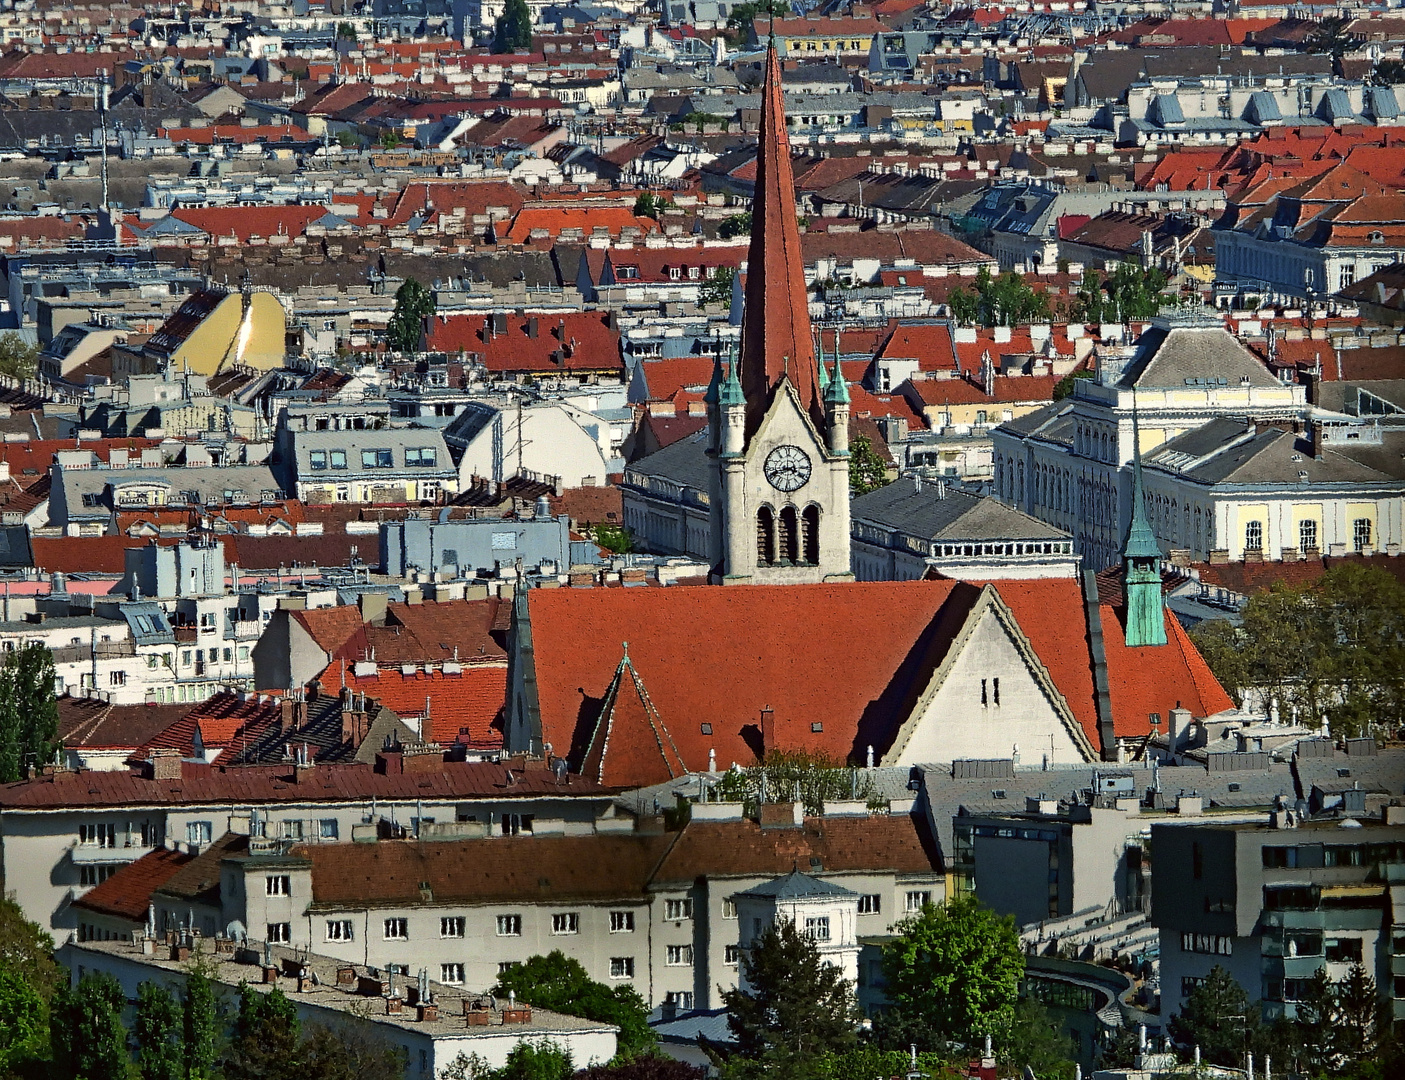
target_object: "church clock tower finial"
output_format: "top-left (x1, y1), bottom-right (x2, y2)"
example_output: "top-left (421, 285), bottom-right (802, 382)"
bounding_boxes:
top-left (1123, 398), bottom-right (1167, 647)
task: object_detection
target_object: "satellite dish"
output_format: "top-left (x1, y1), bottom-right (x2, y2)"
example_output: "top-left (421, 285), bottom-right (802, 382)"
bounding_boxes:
top-left (225, 919), bottom-right (247, 942)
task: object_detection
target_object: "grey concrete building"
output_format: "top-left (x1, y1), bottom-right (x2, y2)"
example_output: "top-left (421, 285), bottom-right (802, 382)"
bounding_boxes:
top-left (379, 502), bottom-right (599, 578)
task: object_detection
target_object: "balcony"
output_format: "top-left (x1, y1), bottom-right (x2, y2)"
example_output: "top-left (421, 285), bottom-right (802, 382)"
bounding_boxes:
top-left (70, 841), bottom-right (152, 865)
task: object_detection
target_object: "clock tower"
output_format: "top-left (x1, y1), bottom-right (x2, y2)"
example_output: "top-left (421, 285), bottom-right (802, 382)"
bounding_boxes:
top-left (706, 45), bottom-right (853, 586)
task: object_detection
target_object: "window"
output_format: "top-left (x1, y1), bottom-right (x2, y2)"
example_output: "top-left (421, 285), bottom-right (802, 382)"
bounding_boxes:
top-left (441, 963), bottom-right (465, 984)
top-left (1339, 264), bottom-right (1357, 290)
top-left (267, 922), bottom-right (291, 943)
top-left (1181, 976), bottom-right (1206, 998)
top-left (496, 914), bottom-right (522, 937)
top-left (501, 814), bottom-right (533, 836)
top-left (329, 450), bottom-right (347, 469)
top-left (498, 962), bottom-right (520, 975)
top-left (441, 917), bottom-right (465, 938)
top-left (666, 945), bottom-right (693, 966)
top-left (1326, 937), bottom-right (1363, 963)
top-left (1244, 520), bottom-right (1263, 552)
top-left (1353, 518), bottom-right (1372, 552)
top-left (981, 679), bottom-right (988, 706)
top-left (383, 918), bottom-right (408, 940)
top-left (1299, 519), bottom-right (1317, 551)
top-left (552, 913), bottom-right (579, 935)
top-left (266, 875), bottom-right (290, 896)
top-left (665, 991), bottom-right (694, 1009)
top-left (361, 449), bottom-right (393, 469)
top-left (905, 891), bottom-right (931, 912)
top-left (665, 898), bottom-right (693, 921)
top-left (804, 916), bottom-right (831, 942)
top-left (1193, 842), bottom-right (1205, 879)
top-left (725, 945), bottom-right (739, 966)
top-left (609, 957), bottom-right (635, 979)
top-left (281, 820), bottom-right (303, 841)
top-left (610, 911), bottom-right (635, 933)
top-left (326, 919), bottom-right (353, 942)
top-left (1263, 846), bottom-right (1299, 868)
top-left (721, 898), bottom-right (737, 919)
top-left (186, 821), bottom-right (212, 844)
top-left (109, 671), bottom-right (125, 687)
top-left (319, 819), bottom-right (339, 840)
top-left (1181, 932), bottom-right (1233, 956)
top-left (406, 447), bottom-right (437, 467)
top-left (79, 823), bottom-right (116, 848)
top-left (309, 450), bottom-right (327, 470)
top-left (80, 865), bottom-right (116, 886)
top-left (857, 894), bottom-right (881, 914)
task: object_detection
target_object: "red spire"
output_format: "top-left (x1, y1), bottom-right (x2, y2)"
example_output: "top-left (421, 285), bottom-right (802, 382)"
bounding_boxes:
top-left (739, 46), bottom-right (822, 433)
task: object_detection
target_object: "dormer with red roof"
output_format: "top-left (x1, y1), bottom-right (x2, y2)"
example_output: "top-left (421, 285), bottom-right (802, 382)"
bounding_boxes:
top-left (579, 643), bottom-right (687, 788)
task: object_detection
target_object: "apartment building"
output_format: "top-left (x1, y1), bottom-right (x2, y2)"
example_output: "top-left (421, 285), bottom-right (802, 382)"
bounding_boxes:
top-left (69, 801), bottom-right (945, 1011)
top-left (1152, 808), bottom-right (1405, 1023)
top-left (0, 756), bottom-right (619, 936)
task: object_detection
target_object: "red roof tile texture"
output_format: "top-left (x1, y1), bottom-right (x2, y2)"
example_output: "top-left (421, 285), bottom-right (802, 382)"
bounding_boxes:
top-left (71, 846), bottom-right (191, 922)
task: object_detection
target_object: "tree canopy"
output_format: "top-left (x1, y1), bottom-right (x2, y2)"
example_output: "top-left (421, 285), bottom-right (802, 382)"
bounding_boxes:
top-left (848, 434), bottom-right (889, 497)
top-left (877, 895), bottom-right (1024, 1050)
top-left (492, 0), bottom-right (533, 52)
top-left (1167, 965), bottom-right (1260, 1068)
top-left (386, 278), bottom-right (435, 354)
top-left (492, 952), bottom-right (655, 1058)
top-left (719, 917), bottom-right (858, 1080)
top-left (1076, 264), bottom-right (1171, 323)
top-left (0, 334), bottom-right (37, 383)
top-left (947, 267), bottom-right (1051, 327)
top-left (1190, 563), bottom-right (1405, 738)
top-left (0, 644), bottom-right (58, 784)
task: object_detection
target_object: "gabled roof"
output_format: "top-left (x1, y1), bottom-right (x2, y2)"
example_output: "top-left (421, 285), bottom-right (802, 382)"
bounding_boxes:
top-left (579, 648), bottom-right (688, 788)
top-left (71, 845), bottom-right (191, 923)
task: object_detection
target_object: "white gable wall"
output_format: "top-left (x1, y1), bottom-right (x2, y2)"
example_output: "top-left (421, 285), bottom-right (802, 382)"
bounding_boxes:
top-left (890, 605), bottom-right (1089, 765)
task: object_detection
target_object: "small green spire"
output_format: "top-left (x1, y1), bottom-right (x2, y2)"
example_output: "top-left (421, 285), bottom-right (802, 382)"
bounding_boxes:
top-left (720, 346), bottom-right (744, 407)
top-left (704, 347), bottom-right (724, 406)
top-left (817, 333), bottom-right (830, 392)
top-left (1123, 398), bottom-right (1167, 647)
top-left (824, 351), bottom-right (848, 406)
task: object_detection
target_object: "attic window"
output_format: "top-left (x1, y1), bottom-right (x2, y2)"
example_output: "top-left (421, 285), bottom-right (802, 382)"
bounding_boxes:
top-left (811, 722), bottom-right (823, 733)
top-left (1227, 783), bottom-right (1241, 793)
top-left (1337, 768), bottom-right (1352, 778)
top-left (1370, 231), bottom-right (1385, 244)
top-left (992, 789), bottom-right (1007, 799)
top-left (700, 723), bottom-right (712, 735)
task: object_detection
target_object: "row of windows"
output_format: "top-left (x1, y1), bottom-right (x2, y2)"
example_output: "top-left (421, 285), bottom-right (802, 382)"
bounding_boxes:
top-left (323, 910), bottom-right (646, 943)
top-left (308, 448), bottom-right (438, 471)
top-left (1181, 932), bottom-right (1233, 956)
top-left (757, 505), bottom-right (821, 567)
top-left (1244, 518), bottom-right (1371, 553)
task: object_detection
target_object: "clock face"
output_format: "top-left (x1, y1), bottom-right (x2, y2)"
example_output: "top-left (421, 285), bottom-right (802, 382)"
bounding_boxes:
top-left (763, 444), bottom-right (812, 493)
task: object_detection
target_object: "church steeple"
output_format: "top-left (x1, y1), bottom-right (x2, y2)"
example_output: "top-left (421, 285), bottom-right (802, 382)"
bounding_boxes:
top-left (1123, 403), bottom-right (1167, 647)
top-left (738, 45), bottom-right (823, 436)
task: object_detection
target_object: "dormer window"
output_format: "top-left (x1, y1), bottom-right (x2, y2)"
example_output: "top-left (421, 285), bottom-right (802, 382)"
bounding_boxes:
top-left (1369, 231), bottom-right (1385, 245)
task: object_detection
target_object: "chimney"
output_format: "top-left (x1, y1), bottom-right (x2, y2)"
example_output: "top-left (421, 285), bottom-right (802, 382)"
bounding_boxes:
top-left (1167, 707), bottom-right (1191, 749)
top-left (149, 748), bottom-right (181, 780)
top-left (358, 591), bottom-right (388, 626)
top-left (526, 317), bottom-right (539, 338)
top-left (280, 697), bottom-right (296, 734)
top-left (341, 704), bottom-right (367, 747)
top-left (760, 706), bottom-right (774, 752)
top-left (1312, 420), bottom-right (1326, 460)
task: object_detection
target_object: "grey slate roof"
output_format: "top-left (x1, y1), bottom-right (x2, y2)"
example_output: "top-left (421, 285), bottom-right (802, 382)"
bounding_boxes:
top-left (625, 429), bottom-right (711, 490)
top-left (1117, 325), bottom-right (1279, 390)
top-left (852, 482), bottom-right (1068, 542)
top-left (1149, 421), bottom-right (1402, 485)
top-left (734, 869), bottom-right (859, 900)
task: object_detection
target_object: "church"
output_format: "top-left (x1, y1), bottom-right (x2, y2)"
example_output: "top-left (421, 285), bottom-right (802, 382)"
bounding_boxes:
top-left (502, 46), bottom-right (1241, 786)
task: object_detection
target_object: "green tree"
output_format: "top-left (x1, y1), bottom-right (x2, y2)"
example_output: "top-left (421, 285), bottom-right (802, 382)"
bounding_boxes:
top-left (718, 212), bottom-right (752, 240)
top-left (335, 131), bottom-right (360, 149)
top-left (50, 973), bottom-right (128, 1080)
top-left (182, 960), bottom-right (218, 1080)
top-left (1334, 963), bottom-right (1382, 1062)
top-left (848, 434), bottom-right (889, 496)
top-left (998, 999), bottom-right (1076, 1080)
top-left (946, 266), bottom-right (1051, 327)
top-left (724, 0), bottom-right (789, 48)
top-left (134, 982), bottom-right (182, 1080)
top-left (299, 1024), bottom-right (405, 1080)
top-left (0, 644), bottom-right (60, 783)
top-left (575, 1056), bottom-right (704, 1080)
top-left (700, 266), bottom-right (736, 307)
top-left (386, 278), bottom-right (435, 354)
top-left (1305, 15), bottom-right (1354, 59)
top-left (877, 895), bottom-right (1024, 1050)
top-left (493, 952), bottom-right (655, 1059)
top-left (493, 1041), bottom-right (573, 1080)
top-left (0, 897), bottom-right (60, 1003)
top-left (711, 750), bottom-right (877, 816)
top-left (591, 523), bottom-right (633, 555)
top-left (1166, 965), bottom-right (1260, 1068)
top-left (0, 334), bottom-right (37, 382)
top-left (223, 983), bottom-right (301, 1080)
top-left (336, 22), bottom-right (357, 39)
top-left (492, 0), bottom-right (533, 52)
top-left (1052, 368), bottom-right (1094, 400)
top-left (0, 969), bottom-right (48, 1075)
top-left (719, 918), bottom-right (858, 1079)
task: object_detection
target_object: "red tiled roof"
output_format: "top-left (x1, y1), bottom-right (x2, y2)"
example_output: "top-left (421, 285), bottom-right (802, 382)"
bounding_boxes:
top-left (326, 662), bottom-right (507, 749)
top-left (579, 653), bottom-right (688, 787)
top-left (71, 846), bottom-right (190, 922)
top-left (1100, 605), bottom-right (1236, 734)
top-left (423, 312), bottom-right (621, 374)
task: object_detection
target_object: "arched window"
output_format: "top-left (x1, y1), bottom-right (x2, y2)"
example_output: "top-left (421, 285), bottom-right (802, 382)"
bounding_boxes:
top-left (757, 506), bottom-right (775, 566)
top-left (779, 506), bottom-right (799, 564)
top-left (802, 505), bottom-right (820, 565)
